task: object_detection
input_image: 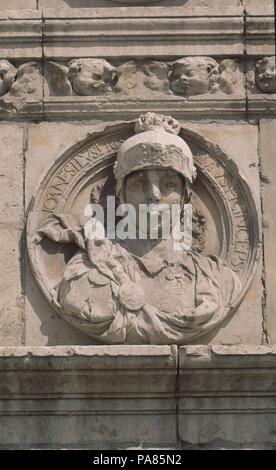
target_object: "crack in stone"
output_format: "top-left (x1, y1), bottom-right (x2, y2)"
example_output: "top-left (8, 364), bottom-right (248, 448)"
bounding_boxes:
top-left (258, 121), bottom-right (269, 345)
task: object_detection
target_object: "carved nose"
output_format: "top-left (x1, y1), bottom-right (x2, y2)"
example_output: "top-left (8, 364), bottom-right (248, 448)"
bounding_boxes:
top-left (148, 185), bottom-right (161, 203)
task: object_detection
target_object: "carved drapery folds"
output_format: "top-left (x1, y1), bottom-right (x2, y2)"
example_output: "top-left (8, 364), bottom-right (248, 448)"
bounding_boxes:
top-left (1, 57), bottom-right (275, 101)
top-left (27, 114), bottom-right (260, 345)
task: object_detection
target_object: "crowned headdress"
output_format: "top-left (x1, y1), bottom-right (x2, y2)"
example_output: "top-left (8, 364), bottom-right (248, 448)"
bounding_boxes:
top-left (114, 113), bottom-right (197, 200)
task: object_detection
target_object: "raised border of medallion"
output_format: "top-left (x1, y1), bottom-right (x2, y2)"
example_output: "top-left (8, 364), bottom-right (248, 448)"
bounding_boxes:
top-left (27, 119), bottom-right (261, 339)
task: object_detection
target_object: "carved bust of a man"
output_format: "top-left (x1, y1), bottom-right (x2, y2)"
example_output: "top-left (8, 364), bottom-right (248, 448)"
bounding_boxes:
top-left (37, 113), bottom-right (241, 344)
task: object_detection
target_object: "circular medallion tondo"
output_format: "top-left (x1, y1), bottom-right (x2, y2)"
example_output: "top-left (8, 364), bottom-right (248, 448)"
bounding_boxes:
top-left (27, 119), bottom-right (261, 342)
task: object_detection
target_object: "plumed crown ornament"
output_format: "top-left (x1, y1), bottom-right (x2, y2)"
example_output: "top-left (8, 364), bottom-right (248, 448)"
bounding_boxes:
top-left (114, 113), bottom-right (197, 196)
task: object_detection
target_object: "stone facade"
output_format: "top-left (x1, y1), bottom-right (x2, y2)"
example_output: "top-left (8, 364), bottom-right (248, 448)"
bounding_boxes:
top-left (0, 0), bottom-right (275, 449)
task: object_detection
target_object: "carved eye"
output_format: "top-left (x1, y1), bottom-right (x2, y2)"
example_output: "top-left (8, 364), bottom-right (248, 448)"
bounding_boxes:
top-left (206, 65), bottom-right (212, 73)
top-left (93, 74), bottom-right (101, 80)
top-left (78, 66), bottom-right (82, 72)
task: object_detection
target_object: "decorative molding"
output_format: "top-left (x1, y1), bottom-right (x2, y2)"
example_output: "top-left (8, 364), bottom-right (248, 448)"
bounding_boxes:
top-left (1, 56), bottom-right (275, 119)
top-left (0, 8), bottom-right (273, 60)
top-left (42, 9), bottom-right (244, 58)
top-left (0, 345), bottom-right (276, 448)
top-left (1, 57), bottom-right (245, 99)
top-left (246, 10), bottom-right (275, 57)
top-left (0, 10), bottom-right (42, 60)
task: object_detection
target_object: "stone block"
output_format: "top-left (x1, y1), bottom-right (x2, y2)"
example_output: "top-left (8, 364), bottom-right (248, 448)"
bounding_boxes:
top-left (0, 229), bottom-right (23, 346)
top-left (0, 10), bottom-right (42, 60)
top-left (178, 346), bottom-right (276, 449)
top-left (0, 345), bottom-right (177, 449)
top-left (0, 123), bottom-right (24, 346)
top-left (0, 0), bottom-right (37, 8)
top-left (245, 6), bottom-right (275, 57)
top-left (181, 122), bottom-right (263, 345)
top-left (25, 121), bottom-right (102, 345)
top-left (244, 0), bottom-right (274, 10)
top-left (43, 7), bottom-right (244, 59)
top-left (0, 124), bottom-right (24, 225)
top-left (260, 120), bottom-right (276, 344)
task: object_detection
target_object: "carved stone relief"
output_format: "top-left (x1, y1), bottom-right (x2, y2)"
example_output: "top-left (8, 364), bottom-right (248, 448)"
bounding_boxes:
top-left (114, 60), bottom-right (170, 95)
top-left (255, 56), bottom-right (276, 94)
top-left (0, 61), bottom-right (43, 100)
top-left (67, 59), bottom-right (116, 96)
top-left (27, 113), bottom-right (260, 345)
top-left (0, 60), bottom-right (16, 97)
top-left (170, 57), bottom-right (241, 96)
top-left (248, 56), bottom-right (276, 95)
top-left (1, 57), bottom-right (275, 103)
top-left (8, 62), bottom-right (43, 100)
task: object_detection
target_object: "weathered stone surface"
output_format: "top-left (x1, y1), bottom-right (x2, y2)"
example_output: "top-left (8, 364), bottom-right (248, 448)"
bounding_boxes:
top-left (0, 60), bottom-right (16, 96)
top-left (0, 345), bottom-right (276, 449)
top-left (0, 124), bottom-right (24, 346)
top-left (0, 229), bottom-right (23, 346)
top-left (245, 6), bottom-right (275, 57)
top-left (42, 7), bottom-right (244, 59)
top-left (38, 0), bottom-right (117, 7)
top-left (260, 120), bottom-right (276, 344)
top-left (0, 345), bottom-right (177, 449)
top-left (0, 10), bottom-right (42, 60)
top-left (38, 0), bottom-right (241, 7)
top-left (0, 0), bottom-right (37, 8)
top-left (0, 124), bottom-right (24, 225)
top-left (181, 122), bottom-right (262, 345)
top-left (178, 345), bottom-right (276, 449)
top-left (0, 0), bottom-right (274, 451)
top-left (25, 121), bottom-right (101, 345)
top-left (26, 116), bottom-right (260, 345)
top-left (244, 0), bottom-right (274, 9)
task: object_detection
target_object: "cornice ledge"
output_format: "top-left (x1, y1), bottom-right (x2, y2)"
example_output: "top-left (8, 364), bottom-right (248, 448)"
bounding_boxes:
top-left (180, 344), bottom-right (276, 369)
top-left (0, 345), bottom-right (177, 370)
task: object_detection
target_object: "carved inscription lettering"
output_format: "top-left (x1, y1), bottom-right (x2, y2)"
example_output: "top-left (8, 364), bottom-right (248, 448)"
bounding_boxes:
top-left (196, 153), bottom-right (250, 272)
top-left (42, 137), bottom-right (124, 212)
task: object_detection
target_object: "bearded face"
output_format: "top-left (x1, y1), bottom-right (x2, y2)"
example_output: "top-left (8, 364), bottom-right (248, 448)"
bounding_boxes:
top-left (256, 57), bottom-right (276, 94)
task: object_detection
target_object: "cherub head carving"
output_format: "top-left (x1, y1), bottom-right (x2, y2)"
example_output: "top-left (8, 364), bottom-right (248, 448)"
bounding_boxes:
top-left (0, 60), bottom-right (16, 96)
top-left (170, 57), bottom-right (219, 96)
top-left (255, 57), bottom-right (276, 93)
top-left (68, 58), bottom-right (116, 96)
top-left (9, 62), bottom-right (42, 98)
